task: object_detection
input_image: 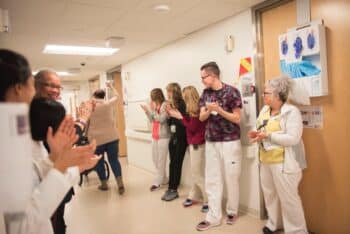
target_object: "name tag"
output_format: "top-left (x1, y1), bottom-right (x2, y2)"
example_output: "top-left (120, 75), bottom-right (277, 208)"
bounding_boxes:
top-left (262, 140), bottom-right (280, 151)
top-left (170, 125), bottom-right (176, 133)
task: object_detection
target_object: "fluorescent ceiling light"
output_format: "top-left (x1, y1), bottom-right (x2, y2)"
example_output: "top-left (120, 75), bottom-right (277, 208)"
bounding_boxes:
top-left (43, 44), bottom-right (119, 56)
top-left (32, 70), bottom-right (73, 76)
top-left (56, 71), bottom-right (73, 76)
top-left (153, 4), bottom-right (170, 12)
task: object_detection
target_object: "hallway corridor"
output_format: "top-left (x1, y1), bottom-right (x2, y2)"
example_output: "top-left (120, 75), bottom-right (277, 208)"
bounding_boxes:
top-left (65, 159), bottom-right (265, 234)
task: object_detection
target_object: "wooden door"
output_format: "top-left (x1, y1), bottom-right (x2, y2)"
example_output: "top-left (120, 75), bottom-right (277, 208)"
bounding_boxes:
top-left (113, 72), bottom-right (127, 157)
top-left (260, 0), bottom-right (350, 233)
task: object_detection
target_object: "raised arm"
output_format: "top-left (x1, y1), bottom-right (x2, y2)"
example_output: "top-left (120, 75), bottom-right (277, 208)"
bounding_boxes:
top-left (106, 82), bottom-right (120, 104)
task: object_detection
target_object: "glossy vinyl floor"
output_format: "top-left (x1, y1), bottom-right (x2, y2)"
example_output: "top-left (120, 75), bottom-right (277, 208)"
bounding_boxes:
top-left (65, 158), bottom-right (265, 234)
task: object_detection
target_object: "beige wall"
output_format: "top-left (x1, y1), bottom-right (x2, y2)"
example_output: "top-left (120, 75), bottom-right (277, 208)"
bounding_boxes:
top-left (123, 9), bottom-right (263, 217)
top-left (261, 0), bottom-right (350, 233)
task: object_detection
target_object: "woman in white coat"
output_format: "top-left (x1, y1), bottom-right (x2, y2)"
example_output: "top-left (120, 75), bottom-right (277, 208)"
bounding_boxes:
top-left (0, 49), bottom-right (100, 234)
top-left (248, 76), bottom-right (308, 234)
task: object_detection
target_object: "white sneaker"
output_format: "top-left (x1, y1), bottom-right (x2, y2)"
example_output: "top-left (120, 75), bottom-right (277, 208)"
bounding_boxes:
top-left (196, 220), bottom-right (220, 231)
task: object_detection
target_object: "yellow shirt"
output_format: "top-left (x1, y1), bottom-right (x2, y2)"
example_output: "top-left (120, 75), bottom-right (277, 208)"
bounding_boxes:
top-left (257, 109), bottom-right (284, 164)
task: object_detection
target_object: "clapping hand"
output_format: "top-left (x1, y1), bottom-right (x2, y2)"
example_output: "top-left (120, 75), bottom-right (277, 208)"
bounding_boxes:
top-left (47, 116), bottom-right (78, 162)
top-left (165, 103), bottom-right (173, 112)
top-left (206, 102), bottom-right (221, 112)
top-left (167, 108), bottom-right (182, 120)
top-left (248, 130), bottom-right (268, 143)
top-left (140, 104), bottom-right (149, 113)
top-left (76, 139), bottom-right (101, 172)
top-left (78, 100), bottom-right (94, 121)
top-left (53, 139), bottom-right (99, 173)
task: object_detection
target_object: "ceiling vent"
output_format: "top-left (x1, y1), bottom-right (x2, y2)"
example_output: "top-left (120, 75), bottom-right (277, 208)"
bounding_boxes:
top-left (105, 36), bottom-right (125, 48)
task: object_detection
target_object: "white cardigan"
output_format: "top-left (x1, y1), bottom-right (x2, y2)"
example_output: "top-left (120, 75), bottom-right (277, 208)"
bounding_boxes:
top-left (259, 104), bottom-right (307, 173)
top-left (18, 141), bottom-right (79, 234)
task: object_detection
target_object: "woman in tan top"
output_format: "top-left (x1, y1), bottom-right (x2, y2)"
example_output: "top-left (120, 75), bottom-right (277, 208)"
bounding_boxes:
top-left (88, 82), bottom-right (125, 194)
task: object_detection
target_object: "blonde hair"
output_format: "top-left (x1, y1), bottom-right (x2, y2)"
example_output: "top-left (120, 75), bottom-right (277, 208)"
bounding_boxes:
top-left (182, 86), bottom-right (200, 117)
top-left (166, 83), bottom-right (182, 108)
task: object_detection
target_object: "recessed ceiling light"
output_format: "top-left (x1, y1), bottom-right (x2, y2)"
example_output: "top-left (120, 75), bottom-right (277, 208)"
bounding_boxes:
top-left (153, 4), bottom-right (170, 13)
top-left (43, 44), bottom-right (119, 56)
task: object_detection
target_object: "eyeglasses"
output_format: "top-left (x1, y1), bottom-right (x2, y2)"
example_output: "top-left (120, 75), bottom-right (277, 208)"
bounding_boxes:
top-left (201, 74), bottom-right (211, 80)
top-left (262, 91), bottom-right (272, 97)
top-left (41, 82), bottom-right (63, 90)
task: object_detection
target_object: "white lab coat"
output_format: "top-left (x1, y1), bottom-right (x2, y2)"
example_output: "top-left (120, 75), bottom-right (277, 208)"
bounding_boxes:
top-left (17, 141), bottom-right (79, 234)
top-left (261, 103), bottom-right (307, 173)
top-left (258, 104), bottom-right (308, 234)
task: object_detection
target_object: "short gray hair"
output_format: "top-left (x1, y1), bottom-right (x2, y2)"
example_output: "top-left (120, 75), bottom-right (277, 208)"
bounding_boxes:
top-left (34, 69), bottom-right (57, 90)
top-left (267, 75), bottom-right (293, 103)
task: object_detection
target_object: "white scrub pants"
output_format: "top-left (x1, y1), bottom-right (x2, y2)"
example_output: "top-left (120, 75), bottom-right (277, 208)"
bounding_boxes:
top-left (260, 163), bottom-right (308, 234)
top-left (205, 140), bottom-right (242, 224)
top-left (188, 144), bottom-right (207, 203)
top-left (152, 138), bottom-right (169, 186)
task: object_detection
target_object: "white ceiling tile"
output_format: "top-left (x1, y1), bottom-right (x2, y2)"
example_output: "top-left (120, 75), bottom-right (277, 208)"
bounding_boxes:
top-left (70, 0), bottom-right (139, 9)
top-left (1, 0), bottom-right (265, 80)
top-left (1, 0), bottom-right (67, 34)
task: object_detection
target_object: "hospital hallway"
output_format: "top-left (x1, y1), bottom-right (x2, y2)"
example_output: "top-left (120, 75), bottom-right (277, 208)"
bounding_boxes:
top-left (65, 158), bottom-right (265, 234)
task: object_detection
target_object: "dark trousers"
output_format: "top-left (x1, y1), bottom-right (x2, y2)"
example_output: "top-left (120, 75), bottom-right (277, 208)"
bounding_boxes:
top-left (168, 137), bottom-right (187, 190)
top-left (51, 199), bottom-right (66, 234)
top-left (51, 187), bottom-right (74, 234)
top-left (95, 140), bottom-right (122, 180)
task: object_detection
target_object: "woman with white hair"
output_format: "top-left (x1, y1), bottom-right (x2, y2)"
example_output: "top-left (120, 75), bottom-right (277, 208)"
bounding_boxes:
top-left (248, 76), bottom-right (308, 234)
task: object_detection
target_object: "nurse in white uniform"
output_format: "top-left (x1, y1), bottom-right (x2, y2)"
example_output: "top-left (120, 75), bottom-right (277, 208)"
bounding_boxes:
top-left (249, 76), bottom-right (308, 234)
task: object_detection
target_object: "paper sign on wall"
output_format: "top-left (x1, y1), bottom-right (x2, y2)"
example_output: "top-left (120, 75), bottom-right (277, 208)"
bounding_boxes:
top-left (299, 106), bottom-right (323, 129)
top-left (236, 56), bottom-right (257, 146)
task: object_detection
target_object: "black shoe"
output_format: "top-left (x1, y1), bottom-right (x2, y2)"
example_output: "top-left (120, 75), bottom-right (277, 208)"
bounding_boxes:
top-left (161, 190), bottom-right (170, 200)
top-left (163, 189), bottom-right (179, 201)
top-left (262, 226), bottom-right (273, 234)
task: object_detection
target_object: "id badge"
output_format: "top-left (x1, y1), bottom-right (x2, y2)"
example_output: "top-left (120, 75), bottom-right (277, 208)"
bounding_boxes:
top-left (170, 125), bottom-right (176, 133)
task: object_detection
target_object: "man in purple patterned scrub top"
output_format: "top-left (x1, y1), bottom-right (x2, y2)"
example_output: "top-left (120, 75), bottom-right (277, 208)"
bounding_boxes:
top-left (196, 62), bottom-right (243, 231)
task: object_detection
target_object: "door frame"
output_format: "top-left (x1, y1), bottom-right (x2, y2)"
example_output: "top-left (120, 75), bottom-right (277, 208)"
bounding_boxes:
top-left (251, 0), bottom-right (294, 219)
